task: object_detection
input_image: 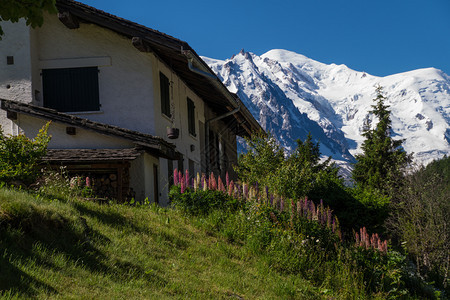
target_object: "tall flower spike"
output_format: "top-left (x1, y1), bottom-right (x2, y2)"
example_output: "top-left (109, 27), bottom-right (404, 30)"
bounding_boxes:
top-left (218, 176), bottom-right (225, 192)
top-left (173, 168), bottom-right (179, 185)
top-left (226, 172), bottom-right (229, 187)
top-left (180, 178), bottom-right (185, 194)
top-left (185, 169), bottom-right (189, 188)
top-left (86, 176), bottom-right (91, 187)
top-left (210, 172), bottom-right (217, 190)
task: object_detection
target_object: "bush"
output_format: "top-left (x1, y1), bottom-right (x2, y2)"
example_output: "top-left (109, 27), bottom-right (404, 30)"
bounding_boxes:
top-left (0, 122), bottom-right (51, 185)
top-left (169, 185), bottom-right (240, 215)
top-left (388, 157), bottom-right (450, 291)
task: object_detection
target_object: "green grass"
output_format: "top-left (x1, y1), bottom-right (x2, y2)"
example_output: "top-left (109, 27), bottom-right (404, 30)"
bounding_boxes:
top-left (0, 187), bottom-right (327, 299)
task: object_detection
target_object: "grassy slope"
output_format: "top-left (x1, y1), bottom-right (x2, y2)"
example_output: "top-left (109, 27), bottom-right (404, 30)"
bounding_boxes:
top-left (0, 187), bottom-right (324, 299)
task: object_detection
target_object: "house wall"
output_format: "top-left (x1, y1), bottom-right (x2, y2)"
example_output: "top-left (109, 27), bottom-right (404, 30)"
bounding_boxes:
top-left (0, 20), bottom-right (33, 135)
top-left (16, 114), bottom-right (134, 149)
top-left (27, 13), bottom-right (156, 135)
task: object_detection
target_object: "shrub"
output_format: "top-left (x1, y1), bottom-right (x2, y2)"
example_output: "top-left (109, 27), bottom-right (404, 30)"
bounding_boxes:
top-left (169, 186), bottom-right (239, 215)
top-left (0, 122), bottom-right (51, 185)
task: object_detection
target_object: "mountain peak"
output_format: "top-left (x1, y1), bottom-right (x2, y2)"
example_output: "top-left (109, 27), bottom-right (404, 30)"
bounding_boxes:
top-left (204, 49), bottom-right (450, 168)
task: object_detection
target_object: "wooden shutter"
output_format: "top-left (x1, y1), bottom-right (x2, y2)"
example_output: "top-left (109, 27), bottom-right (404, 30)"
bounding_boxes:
top-left (187, 97), bottom-right (195, 136)
top-left (43, 67), bottom-right (99, 112)
top-left (159, 72), bottom-right (170, 117)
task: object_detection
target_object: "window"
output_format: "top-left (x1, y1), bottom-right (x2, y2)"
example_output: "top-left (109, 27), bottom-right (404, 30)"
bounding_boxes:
top-left (42, 67), bottom-right (100, 112)
top-left (187, 97), bottom-right (196, 136)
top-left (159, 72), bottom-right (170, 117)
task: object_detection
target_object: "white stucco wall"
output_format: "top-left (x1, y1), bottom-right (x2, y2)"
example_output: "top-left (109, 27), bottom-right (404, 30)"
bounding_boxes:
top-left (30, 13), bottom-right (156, 135)
top-left (0, 20), bottom-right (33, 135)
top-left (17, 114), bottom-right (134, 149)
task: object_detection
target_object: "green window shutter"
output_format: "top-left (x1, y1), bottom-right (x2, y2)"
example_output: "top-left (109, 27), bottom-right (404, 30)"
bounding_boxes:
top-left (159, 72), bottom-right (170, 117)
top-left (187, 97), bottom-right (196, 136)
top-left (43, 67), bottom-right (100, 112)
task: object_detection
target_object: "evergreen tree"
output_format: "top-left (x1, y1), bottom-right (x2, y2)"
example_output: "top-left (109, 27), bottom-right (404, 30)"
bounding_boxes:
top-left (353, 86), bottom-right (411, 195)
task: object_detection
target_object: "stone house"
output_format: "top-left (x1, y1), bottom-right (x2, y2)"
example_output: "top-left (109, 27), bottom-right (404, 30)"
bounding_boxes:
top-left (0, 0), bottom-right (262, 204)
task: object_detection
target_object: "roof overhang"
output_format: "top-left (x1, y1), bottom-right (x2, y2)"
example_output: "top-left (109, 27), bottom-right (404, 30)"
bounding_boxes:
top-left (1, 99), bottom-right (181, 160)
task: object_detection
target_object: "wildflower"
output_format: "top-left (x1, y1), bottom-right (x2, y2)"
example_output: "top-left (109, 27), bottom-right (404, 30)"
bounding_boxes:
top-left (225, 172), bottom-right (230, 187)
top-left (86, 176), bottom-right (91, 187)
top-left (180, 178), bottom-right (185, 194)
top-left (173, 168), bottom-right (179, 185)
top-left (185, 169), bottom-right (189, 188)
top-left (218, 176), bottom-right (225, 192)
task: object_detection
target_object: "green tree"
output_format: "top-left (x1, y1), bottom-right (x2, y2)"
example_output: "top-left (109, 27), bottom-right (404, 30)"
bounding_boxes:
top-left (352, 86), bottom-right (411, 195)
top-left (234, 132), bottom-right (284, 188)
top-left (0, 122), bottom-right (51, 185)
top-left (387, 156), bottom-right (450, 289)
top-left (274, 134), bottom-right (342, 200)
top-left (0, 0), bottom-right (57, 38)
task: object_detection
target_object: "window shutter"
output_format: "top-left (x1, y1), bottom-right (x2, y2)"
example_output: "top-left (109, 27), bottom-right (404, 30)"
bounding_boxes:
top-left (187, 97), bottom-right (196, 136)
top-left (43, 67), bottom-right (100, 112)
top-left (159, 72), bottom-right (170, 117)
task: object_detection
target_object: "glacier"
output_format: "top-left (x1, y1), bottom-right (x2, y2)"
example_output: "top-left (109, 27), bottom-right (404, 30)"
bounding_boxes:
top-left (203, 49), bottom-right (450, 170)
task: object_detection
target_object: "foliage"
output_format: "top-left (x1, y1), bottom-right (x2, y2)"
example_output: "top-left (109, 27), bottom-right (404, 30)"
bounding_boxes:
top-left (0, 123), bottom-right (51, 185)
top-left (273, 134), bottom-right (343, 200)
top-left (235, 133), bottom-right (353, 221)
top-left (0, 0), bottom-right (57, 38)
top-left (388, 156), bottom-right (450, 291)
top-left (169, 186), bottom-right (239, 215)
top-left (347, 185), bottom-right (391, 232)
top-left (169, 174), bottom-right (436, 298)
top-left (234, 132), bottom-right (284, 187)
top-left (353, 85), bottom-right (412, 195)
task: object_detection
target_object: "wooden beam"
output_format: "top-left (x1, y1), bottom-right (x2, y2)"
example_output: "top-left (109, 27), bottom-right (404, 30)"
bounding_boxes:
top-left (132, 37), bottom-right (152, 52)
top-left (6, 111), bottom-right (17, 120)
top-left (58, 11), bottom-right (80, 29)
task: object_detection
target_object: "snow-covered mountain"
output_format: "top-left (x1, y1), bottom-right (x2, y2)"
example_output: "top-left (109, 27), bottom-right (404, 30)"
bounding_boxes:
top-left (202, 49), bottom-right (450, 169)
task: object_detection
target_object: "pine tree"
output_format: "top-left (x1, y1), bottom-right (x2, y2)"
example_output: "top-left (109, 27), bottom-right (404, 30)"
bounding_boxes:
top-left (353, 85), bottom-right (411, 195)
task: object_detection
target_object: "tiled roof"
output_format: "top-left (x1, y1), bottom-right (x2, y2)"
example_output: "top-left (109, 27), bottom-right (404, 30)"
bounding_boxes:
top-left (43, 148), bottom-right (142, 162)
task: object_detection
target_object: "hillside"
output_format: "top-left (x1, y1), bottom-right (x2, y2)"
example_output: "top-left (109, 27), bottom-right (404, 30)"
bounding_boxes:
top-left (0, 186), bottom-right (329, 299)
top-left (203, 49), bottom-right (450, 169)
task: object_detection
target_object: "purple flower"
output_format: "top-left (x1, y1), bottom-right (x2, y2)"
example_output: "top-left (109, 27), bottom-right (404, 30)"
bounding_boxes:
top-left (173, 169), bottom-right (179, 185)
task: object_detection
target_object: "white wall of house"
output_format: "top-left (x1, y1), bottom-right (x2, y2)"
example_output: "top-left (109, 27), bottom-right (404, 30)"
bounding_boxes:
top-left (0, 20), bottom-right (33, 135)
top-left (17, 114), bottom-right (134, 149)
top-left (28, 13), bottom-right (156, 135)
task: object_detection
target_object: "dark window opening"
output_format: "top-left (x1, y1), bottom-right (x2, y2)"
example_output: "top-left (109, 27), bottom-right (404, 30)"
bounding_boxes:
top-left (187, 97), bottom-right (196, 136)
top-left (42, 67), bottom-right (100, 112)
top-left (160, 72), bottom-right (170, 117)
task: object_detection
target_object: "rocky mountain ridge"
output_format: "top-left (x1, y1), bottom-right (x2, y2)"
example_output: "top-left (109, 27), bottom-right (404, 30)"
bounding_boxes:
top-left (203, 49), bottom-right (450, 171)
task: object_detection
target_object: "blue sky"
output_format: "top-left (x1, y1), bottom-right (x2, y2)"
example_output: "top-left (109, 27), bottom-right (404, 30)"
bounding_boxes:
top-left (82, 0), bottom-right (450, 77)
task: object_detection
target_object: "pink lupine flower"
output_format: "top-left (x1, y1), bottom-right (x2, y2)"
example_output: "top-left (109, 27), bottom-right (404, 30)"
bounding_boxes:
top-left (218, 176), bottom-right (225, 192)
top-left (86, 176), bottom-right (91, 187)
top-left (228, 180), bottom-right (234, 196)
top-left (185, 169), bottom-right (189, 188)
top-left (173, 169), bottom-right (179, 185)
top-left (225, 172), bottom-right (230, 187)
top-left (180, 178), bottom-right (185, 194)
